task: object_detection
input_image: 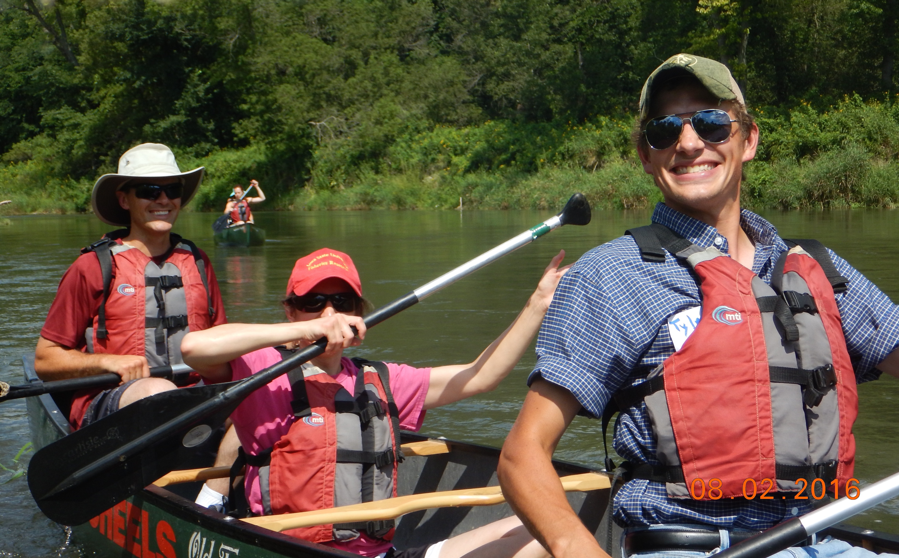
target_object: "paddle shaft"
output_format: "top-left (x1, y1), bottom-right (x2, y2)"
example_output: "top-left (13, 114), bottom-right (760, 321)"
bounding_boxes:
top-left (713, 471), bottom-right (899, 558)
top-left (37, 194), bottom-right (589, 500)
top-left (243, 472), bottom-right (610, 532)
top-left (0, 364), bottom-right (194, 402)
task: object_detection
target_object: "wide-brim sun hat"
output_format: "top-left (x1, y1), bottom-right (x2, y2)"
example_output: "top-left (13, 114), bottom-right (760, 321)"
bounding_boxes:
top-left (91, 143), bottom-right (204, 227)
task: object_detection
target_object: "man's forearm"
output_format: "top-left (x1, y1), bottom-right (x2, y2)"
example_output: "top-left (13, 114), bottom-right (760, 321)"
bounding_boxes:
top-left (499, 379), bottom-right (612, 558)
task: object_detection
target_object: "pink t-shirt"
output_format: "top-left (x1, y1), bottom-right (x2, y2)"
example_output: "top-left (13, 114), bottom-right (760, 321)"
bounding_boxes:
top-left (229, 348), bottom-right (430, 557)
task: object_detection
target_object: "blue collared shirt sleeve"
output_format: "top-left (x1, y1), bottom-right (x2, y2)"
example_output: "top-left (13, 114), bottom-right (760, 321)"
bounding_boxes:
top-left (830, 248), bottom-right (899, 382)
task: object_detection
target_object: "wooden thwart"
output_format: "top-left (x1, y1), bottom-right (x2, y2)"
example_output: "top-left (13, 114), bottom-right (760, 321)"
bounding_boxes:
top-left (152, 440), bottom-right (452, 487)
top-left (242, 472), bottom-right (610, 533)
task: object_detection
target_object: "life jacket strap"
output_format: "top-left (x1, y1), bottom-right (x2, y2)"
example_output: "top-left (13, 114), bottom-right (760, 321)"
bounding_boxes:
top-left (336, 448), bottom-right (400, 468)
top-left (333, 519), bottom-right (395, 539)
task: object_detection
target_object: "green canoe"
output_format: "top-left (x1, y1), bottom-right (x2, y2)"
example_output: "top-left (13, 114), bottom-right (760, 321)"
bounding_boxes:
top-left (214, 223), bottom-right (266, 247)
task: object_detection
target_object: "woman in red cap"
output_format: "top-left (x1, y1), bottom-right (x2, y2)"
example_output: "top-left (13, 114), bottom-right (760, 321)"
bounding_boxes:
top-left (182, 247), bottom-right (567, 558)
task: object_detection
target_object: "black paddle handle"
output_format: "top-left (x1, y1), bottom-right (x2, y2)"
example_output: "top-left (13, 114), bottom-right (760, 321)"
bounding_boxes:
top-left (1, 364), bottom-right (194, 402)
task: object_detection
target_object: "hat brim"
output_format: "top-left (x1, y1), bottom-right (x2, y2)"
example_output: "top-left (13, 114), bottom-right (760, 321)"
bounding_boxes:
top-left (91, 167), bottom-right (205, 227)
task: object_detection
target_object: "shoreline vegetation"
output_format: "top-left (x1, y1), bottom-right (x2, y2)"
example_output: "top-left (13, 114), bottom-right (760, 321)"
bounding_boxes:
top-left (2, 0), bottom-right (898, 216)
top-left (3, 95), bottom-right (899, 215)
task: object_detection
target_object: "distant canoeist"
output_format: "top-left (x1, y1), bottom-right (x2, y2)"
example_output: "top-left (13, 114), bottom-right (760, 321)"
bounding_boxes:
top-left (224, 179), bottom-right (265, 226)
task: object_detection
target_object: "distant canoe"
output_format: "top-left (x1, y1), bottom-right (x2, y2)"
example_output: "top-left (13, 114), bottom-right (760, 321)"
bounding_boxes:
top-left (214, 223), bottom-right (266, 247)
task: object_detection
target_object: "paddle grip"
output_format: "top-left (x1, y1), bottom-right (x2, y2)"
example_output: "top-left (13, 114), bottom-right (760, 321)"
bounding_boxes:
top-left (712, 519), bottom-right (808, 558)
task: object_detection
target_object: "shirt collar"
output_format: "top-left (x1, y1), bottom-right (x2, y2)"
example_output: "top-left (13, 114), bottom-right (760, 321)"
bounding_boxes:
top-left (650, 203), bottom-right (785, 275)
top-left (650, 202), bottom-right (780, 249)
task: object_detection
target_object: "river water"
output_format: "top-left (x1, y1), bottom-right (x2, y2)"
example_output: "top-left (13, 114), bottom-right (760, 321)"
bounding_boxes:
top-left (1, 208), bottom-right (898, 556)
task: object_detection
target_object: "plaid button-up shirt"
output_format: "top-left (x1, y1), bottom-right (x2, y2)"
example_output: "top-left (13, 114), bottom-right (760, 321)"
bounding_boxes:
top-left (531, 203), bottom-right (899, 529)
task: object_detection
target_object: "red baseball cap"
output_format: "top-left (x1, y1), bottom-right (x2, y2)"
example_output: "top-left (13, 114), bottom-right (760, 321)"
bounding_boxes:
top-left (286, 248), bottom-right (363, 298)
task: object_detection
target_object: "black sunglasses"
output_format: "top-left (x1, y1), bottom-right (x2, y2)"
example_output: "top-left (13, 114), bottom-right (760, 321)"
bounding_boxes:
top-left (643, 109), bottom-right (738, 150)
top-left (130, 183), bottom-right (184, 201)
top-left (288, 292), bottom-right (360, 313)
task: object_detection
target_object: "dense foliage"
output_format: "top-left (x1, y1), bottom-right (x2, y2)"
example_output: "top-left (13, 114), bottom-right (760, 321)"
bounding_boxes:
top-left (1, 0), bottom-right (898, 212)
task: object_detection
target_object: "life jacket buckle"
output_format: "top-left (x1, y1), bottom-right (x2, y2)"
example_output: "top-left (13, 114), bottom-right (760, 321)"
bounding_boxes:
top-left (375, 449), bottom-right (398, 468)
top-left (803, 364), bottom-right (837, 407)
top-left (358, 400), bottom-right (383, 423)
top-left (782, 290), bottom-right (818, 314)
top-left (813, 460), bottom-right (838, 483)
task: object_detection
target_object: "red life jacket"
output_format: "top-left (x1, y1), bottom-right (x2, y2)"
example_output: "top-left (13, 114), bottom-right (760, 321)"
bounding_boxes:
top-left (243, 356), bottom-right (404, 543)
top-left (229, 199), bottom-right (252, 223)
top-left (615, 225), bottom-right (857, 500)
top-left (69, 231), bottom-right (215, 427)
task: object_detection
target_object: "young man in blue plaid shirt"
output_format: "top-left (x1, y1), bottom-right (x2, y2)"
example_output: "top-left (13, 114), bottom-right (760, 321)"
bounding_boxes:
top-left (498, 54), bottom-right (899, 558)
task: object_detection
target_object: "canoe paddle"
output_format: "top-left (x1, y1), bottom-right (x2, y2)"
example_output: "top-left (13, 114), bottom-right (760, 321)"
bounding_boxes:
top-left (243, 471), bottom-right (610, 533)
top-left (28, 192), bottom-right (592, 526)
top-left (713, 471), bottom-right (899, 558)
top-left (0, 364), bottom-right (194, 403)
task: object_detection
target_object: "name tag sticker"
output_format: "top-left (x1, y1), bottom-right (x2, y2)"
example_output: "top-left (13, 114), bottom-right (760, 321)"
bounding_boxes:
top-left (668, 306), bottom-right (701, 351)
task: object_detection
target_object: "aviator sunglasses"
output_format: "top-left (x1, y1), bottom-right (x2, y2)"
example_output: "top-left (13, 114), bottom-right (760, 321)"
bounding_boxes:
top-left (130, 183), bottom-right (184, 201)
top-left (288, 292), bottom-right (360, 313)
top-left (643, 109), bottom-right (738, 150)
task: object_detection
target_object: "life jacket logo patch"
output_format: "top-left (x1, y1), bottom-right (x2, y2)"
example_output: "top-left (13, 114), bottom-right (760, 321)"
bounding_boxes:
top-left (712, 306), bottom-right (742, 325)
top-left (303, 412), bottom-right (325, 427)
top-left (117, 284), bottom-right (136, 296)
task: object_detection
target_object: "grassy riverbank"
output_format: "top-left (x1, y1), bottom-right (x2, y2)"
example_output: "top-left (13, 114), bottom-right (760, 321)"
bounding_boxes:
top-left (2, 95), bottom-right (899, 215)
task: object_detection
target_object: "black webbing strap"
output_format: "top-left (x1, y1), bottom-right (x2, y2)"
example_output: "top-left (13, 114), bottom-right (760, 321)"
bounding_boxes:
top-left (351, 358), bottom-right (405, 467)
top-left (782, 291), bottom-right (818, 314)
top-left (785, 239), bottom-right (849, 293)
top-left (626, 224), bottom-right (698, 263)
top-left (93, 241), bottom-right (115, 340)
top-left (613, 375), bottom-right (665, 410)
top-left (770, 364), bottom-right (837, 406)
top-left (81, 229), bottom-right (130, 340)
top-left (628, 462), bottom-right (686, 484)
top-left (227, 446), bottom-right (252, 517)
top-left (626, 226), bottom-right (667, 263)
top-left (336, 448), bottom-right (400, 467)
top-left (177, 236), bottom-right (215, 317)
top-left (629, 461), bottom-right (838, 487)
top-left (333, 519), bottom-right (395, 538)
top-left (757, 294), bottom-right (800, 342)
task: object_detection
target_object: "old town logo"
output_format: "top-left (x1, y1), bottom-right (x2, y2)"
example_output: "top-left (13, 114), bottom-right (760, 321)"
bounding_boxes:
top-left (712, 306), bottom-right (743, 326)
top-left (189, 532), bottom-right (240, 558)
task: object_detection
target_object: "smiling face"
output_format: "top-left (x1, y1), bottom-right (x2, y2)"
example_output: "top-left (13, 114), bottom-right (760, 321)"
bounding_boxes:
top-left (116, 179), bottom-right (182, 236)
top-left (637, 79), bottom-right (759, 224)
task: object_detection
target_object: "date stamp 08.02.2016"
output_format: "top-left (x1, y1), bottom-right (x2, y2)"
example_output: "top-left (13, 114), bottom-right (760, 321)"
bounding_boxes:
top-left (688, 478), bottom-right (860, 500)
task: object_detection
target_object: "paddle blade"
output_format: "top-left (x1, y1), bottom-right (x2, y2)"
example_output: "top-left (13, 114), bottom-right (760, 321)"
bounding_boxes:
top-left (557, 193), bottom-right (591, 227)
top-left (212, 215), bottom-right (230, 233)
top-left (28, 382), bottom-right (235, 525)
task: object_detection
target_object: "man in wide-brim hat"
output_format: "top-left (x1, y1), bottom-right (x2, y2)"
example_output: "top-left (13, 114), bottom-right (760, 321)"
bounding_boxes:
top-left (35, 142), bottom-right (228, 434)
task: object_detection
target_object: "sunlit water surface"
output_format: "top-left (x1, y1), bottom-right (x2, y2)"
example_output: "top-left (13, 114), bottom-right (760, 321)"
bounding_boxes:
top-left (1, 208), bottom-right (898, 555)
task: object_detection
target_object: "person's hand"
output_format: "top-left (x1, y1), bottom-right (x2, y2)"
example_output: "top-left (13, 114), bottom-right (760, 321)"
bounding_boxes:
top-left (530, 250), bottom-right (570, 313)
top-left (292, 314), bottom-right (367, 354)
top-left (249, 179), bottom-right (258, 187)
top-left (99, 354), bottom-right (150, 384)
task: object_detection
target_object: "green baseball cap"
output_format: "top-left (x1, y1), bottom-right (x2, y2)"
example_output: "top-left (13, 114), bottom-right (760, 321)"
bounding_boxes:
top-left (639, 54), bottom-right (745, 119)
